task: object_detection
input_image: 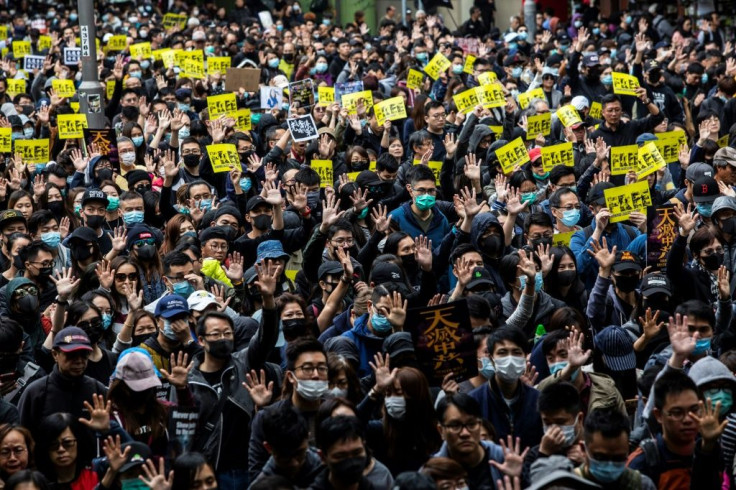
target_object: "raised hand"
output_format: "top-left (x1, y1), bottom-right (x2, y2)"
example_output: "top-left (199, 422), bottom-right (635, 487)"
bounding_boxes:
top-left (566, 328), bottom-right (592, 368)
top-left (386, 291), bottom-right (407, 328)
top-left (59, 217), bottom-right (70, 239)
top-left (441, 372), bottom-right (459, 396)
top-left (678, 144), bottom-right (690, 169)
top-left (319, 194), bottom-right (345, 232)
top-left (639, 308), bottom-right (664, 341)
top-left (263, 180), bottom-right (284, 206)
top-left (247, 153), bottom-right (263, 174)
top-left (139, 458), bottom-right (173, 490)
top-left (50, 267), bottom-right (80, 301)
top-left (287, 183), bottom-right (308, 212)
top-left (673, 202), bottom-right (697, 237)
top-left (350, 187), bottom-right (373, 212)
top-left (520, 362), bottom-right (538, 387)
top-left (490, 436), bottom-right (529, 477)
top-left (103, 435), bottom-right (131, 474)
top-left (415, 235), bottom-right (433, 271)
top-left (96, 260), bottom-right (116, 290)
top-left (335, 246), bottom-right (354, 279)
top-left (160, 352), bottom-right (193, 389)
top-left (111, 226), bottom-right (127, 252)
top-left (506, 187), bottom-right (529, 216)
top-left (254, 259), bottom-right (280, 297)
top-left (464, 154), bottom-right (481, 181)
top-left (243, 369), bottom-right (274, 408)
top-left (459, 186), bottom-right (482, 217)
top-left (516, 249), bottom-right (537, 282)
top-left (587, 237), bottom-right (617, 273)
top-left (122, 283), bottom-right (144, 311)
top-left (78, 394), bottom-right (111, 432)
top-left (692, 398), bottom-right (729, 445)
top-left (444, 132), bottom-right (458, 158)
top-left (719, 266), bottom-right (731, 300)
top-left (667, 313), bottom-right (696, 361)
top-left (224, 252), bottom-right (244, 282)
top-left (370, 204), bottom-right (392, 234)
top-left (369, 352), bottom-right (397, 395)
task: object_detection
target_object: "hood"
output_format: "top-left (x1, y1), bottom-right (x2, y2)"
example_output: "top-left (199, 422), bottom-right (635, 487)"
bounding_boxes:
top-left (470, 212), bottom-right (503, 249)
top-left (6, 277), bottom-right (34, 305)
top-left (349, 313), bottom-right (388, 342)
top-left (469, 125), bottom-right (494, 154)
top-left (487, 139), bottom-right (508, 166)
top-left (84, 155), bottom-right (106, 185)
top-left (689, 356), bottom-right (736, 388)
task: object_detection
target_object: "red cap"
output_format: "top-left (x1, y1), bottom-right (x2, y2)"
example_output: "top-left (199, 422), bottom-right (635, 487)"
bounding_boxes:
top-left (528, 147), bottom-right (542, 161)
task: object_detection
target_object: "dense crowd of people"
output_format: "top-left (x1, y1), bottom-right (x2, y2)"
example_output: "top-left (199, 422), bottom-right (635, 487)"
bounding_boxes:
top-left (0, 0), bottom-right (733, 489)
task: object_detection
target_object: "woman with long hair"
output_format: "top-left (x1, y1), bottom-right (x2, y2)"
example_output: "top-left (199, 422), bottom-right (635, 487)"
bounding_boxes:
top-left (0, 425), bottom-right (35, 485)
top-left (100, 256), bottom-right (144, 333)
top-left (162, 214), bottom-right (197, 255)
top-left (34, 413), bottom-right (97, 489)
top-left (543, 246), bottom-right (588, 315)
top-left (8, 191), bottom-right (34, 222)
top-left (113, 310), bottom-right (158, 353)
top-left (80, 290), bottom-right (117, 350)
top-left (126, 227), bottom-right (165, 304)
top-left (327, 353), bottom-right (363, 405)
top-left (170, 452), bottom-right (217, 490)
top-left (100, 181), bottom-right (123, 231)
top-left (37, 184), bottom-right (72, 233)
top-left (122, 122), bottom-right (148, 163)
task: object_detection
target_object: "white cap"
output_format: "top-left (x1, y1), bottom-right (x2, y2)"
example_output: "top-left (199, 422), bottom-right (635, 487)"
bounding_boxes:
top-left (272, 75), bottom-right (289, 89)
top-left (187, 290), bottom-right (220, 312)
top-left (571, 95), bottom-right (590, 111)
top-left (192, 30), bottom-right (206, 42)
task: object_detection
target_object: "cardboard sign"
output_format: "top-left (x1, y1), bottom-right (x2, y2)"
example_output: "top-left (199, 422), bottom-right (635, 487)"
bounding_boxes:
top-left (207, 93), bottom-right (238, 119)
top-left (234, 109), bottom-right (251, 132)
top-left (84, 129), bottom-right (118, 166)
top-left (496, 138), bottom-right (530, 173)
top-left (413, 159), bottom-right (442, 185)
top-left (374, 97), bottom-right (407, 126)
top-left (541, 142), bottom-right (574, 171)
top-left (476, 83), bottom-right (505, 109)
top-left (130, 42), bottom-right (152, 59)
top-left (106, 35), bottom-right (127, 52)
top-left (106, 80), bottom-right (116, 100)
top-left (207, 144), bottom-right (239, 173)
top-left (718, 134), bottom-right (730, 148)
top-left (477, 71), bottom-right (498, 85)
top-left (38, 35), bottom-right (52, 52)
top-left (612, 72), bottom-right (640, 96)
top-left (63, 47), bottom-right (81, 66)
top-left (589, 101), bottom-right (602, 119)
top-left (289, 79), bottom-right (315, 108)
top-left (423, 53), bottom-right (451, 80)
top-left (556, 105), bottom-right (582, 128)
top-left (604, 181), bottom-right (652, 223)
top-left (341, 90), bottom-right (373, 113)
top-left (0, 26), bottom-right (7, 40)
top-left (14, 139), bottom-right (49, 164)
top-left (636, 141), bottom-right (667, 179)
top-left (610, 145), bottom-right (639, 176)
top-left (12, 41), bottom-right (31, 58)
top-left (168, 406), bottom-right (199, 457)
top-left (207, 56), bottom-right (231, 76)
top-left (653, 130), bottom-right (687, 164)
top-left (52, 79), bottom-right (76, 98)
top-left (181, 58), bottom-right (205, 79)
top-left (287, 115), bottom-right (319, 142)
top-left (646, 205), bottom-right (677, 271)
top-left (159, 49), bottom-right (176, 69)
top-left (57, 114), bottom-right (88, 139)
top-left (334, 81), bottom-right (364, 103)
top-left (407, 300), bottom-right (478, 385)
top-left (453, 87), bottom-right (481, 114)
top-left (311, 159), bottom-right (333, 187)
top-left (518, 88), bottom-right (545, 110)
top-left (260, 86), bottom-right (283, 110)
top-left (6, 79), bottom-right (25, 99)
top-left (224, 67), bottom-right (261, 92)
top-left (162, 13), bottom-right (187, 30)
top-left (552, 231), bottom-right (574, 248)
top-left (463, 55), bottom-right (476, 75)
top-left (0, 128), bottom-right (11, 153)
top-left (407, 69), bottom-right (424, 90)
top-left (526, 113), bottom-right (551, 140)
top-left (318, 86), bottom-right (334, 105)
top-left (23, 55), bottom-right (45, 71)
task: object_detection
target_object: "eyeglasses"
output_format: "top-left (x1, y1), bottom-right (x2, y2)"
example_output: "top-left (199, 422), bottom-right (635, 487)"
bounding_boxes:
top-left (181, 149), bottom-right (201, 156)
top-left (664, 406), bottom-right (702, 421)
top-left (134, 238), bottom-right (156, 248)
top-left (331, 238), bottom-right (354, 246)
top-left (204, 331), bottom-right (234, 340)
top-left (13, 287), bottom-right (38, 298)
top-left (295, 364), bottom-right (328, 376)
top-left (428, 112), bottom-right (446, 119)
top-left (412, 187), bottom-right (437, 196)
top-left (208, 242), bottom-right (229, 251)
top-left (29, 260), bottom-right (54, 268)
top-left (442, 419), bottom-right (481, 434)
top-left (0, 447), bottom-right (26, 458)
top-left (703, 248), bottom-right (724, 256)
top-left (529, 233), bottom-right (554, 240)
top-left (50, 439), bottom-right (77, 452)
top-left (115, 272), bottom-right (138, 281)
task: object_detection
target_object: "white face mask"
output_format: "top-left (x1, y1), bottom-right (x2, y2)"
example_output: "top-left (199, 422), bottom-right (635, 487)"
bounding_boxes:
top-left (327, 387), bottom-right (348, 399)
top-left (543, 415), bottom-right (580, 448)
top-left (493, 355), bottom-right (526, 383)
top-left (295, 379), bottom-right (328, 401)
top-left (384, 396), bottom-right (406, 419)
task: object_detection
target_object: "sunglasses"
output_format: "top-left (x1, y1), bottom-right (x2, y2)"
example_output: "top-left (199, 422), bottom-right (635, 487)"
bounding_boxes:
top-left (77, 318), bottom-right (102, 331)
top-left (134, 238), bottom-right (156, 247)
top-left (115, 272), bottom-right (138, 281)
top-left (14, 287), bottom-right (38, 298)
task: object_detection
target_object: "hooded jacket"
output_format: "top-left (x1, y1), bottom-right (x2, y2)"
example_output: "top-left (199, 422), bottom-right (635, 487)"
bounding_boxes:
top-left (0, 278), bottom-right (48, 351)
top-left (501, 289), bottom-right (566, 338)
top-left (470, 212), bottom-right (508, 295)
top-left (342, 313), bottom-right (388, 377)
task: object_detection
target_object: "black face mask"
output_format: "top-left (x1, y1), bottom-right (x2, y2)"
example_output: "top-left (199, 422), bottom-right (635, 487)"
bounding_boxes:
top-left (482, 235), bottom-right (503, 257)
top-left (586, 67), bottom-right (601, 81)
top-left (85, 215), bottom-right (105, 229)
top-left (132, 332), bottom-right (156, 346)
top-left (207, 339), bottom-right (234, 359)
top-left (240, 150), bottom-right (256, 163)
top-left (614, 274), bottom-right (639, 293)
top-left (37, 266), bottom-right (53, 280)
top-left (47, 201), bottom-right (66, 217)
top-left (400, 253), bottom-right (418, 271)
top-left (182, 154), bottom-right (200, 168)
top-left (13, 255), bottom-right (24, 271)
top-left (71, 245), bottom-right (93, 261)
top-left (96, 169), bottom-right (113, 182)
top-left (282, 319), bottom-right (308, 340)
top-left (83, 326), bottom-right (103, 345)
top-left (557, 270), bottom-right (577, 286)
top-left (136, 244), bottom-right (157, 261)
top-left (16, 295), bottom-right (39, 314)
top-left (351, 160), bottom-right (369, 171)
top-left (476, 147), bottom-right (488, 162)
top-left (135, 184), bottom-right (152, 194)
top-left (283, 53), bottom-right (295, 62)
top-left (0, 353), bottom-right (20, 375)
top-left (530, 237), bottom-right (553, 250)
top-left (702, 252), bottom-right (725, 271)
top-left (720, 217), bottom-right (736, 236)
top-left (252, 215), bottom-right (271, 231)
top-left (330, 456), bottom-right (367, 484)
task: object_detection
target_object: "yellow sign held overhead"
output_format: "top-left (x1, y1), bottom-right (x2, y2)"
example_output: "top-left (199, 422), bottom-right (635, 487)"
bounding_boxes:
top-left (478, 71), bottom-right (498, 85)
top-left (453, 87), bottom-right (481, 114)
top-left (463, 55), bottom-right (476, 75)
top-left (477, 83), bottom-right (506, 109)
top-left (518, 88), bottom-right (545, 110)
top-left (556, 105), bottom-right (582, 128)
top-left (589, 101), bottom-right (602, 119)
top-left (311, 160), bottom-right (333, 187)
top-left (541, 142), bottom-right (574, 171)
top-left (407, 69), bottom-right (424, 90)
top-left (130, 42), bottom-right (152, 59)
top-left (0, 128), bottom-right (10, 153)
top-left (57, 114), bottom-right (88, 139)
top-left (106, 35), bottom-right (127, 52)
top-left (526, 113), bottom-right (551, 140)
top-left (207, 144), bottom-right (240, 173)
top-left (14, 139), bottom-right (50, 164)
top-left (6, 79), bottom-right (25, 99)
top-left (207, 57), bottom-right (231, 76)
top-left (611, 72), bottom-right (640, 96)
top-left (604, 181), bottom-right (652, 223)
top-left (413, 160), bottom-right (442, 185)
top-left (318, 86), bottom-right (335, 105)
top-left (374, 97), bottom-right (407, 126)
top-left (609, 145), bottom-right (639, 175)
top-left (234, 109), bottom-right (251, 132)
top-left (207, 93), bottom-right (238, 119)
top-left (496, 138), bottom-right (530, 174)
top-left (341, 90), bottom-right (373, 113)
top-left (636, 142), bottom-right (667, 179)
top-left (52, 79), bottom-right (76, 98)
top-left (423, 53), bottom-right (451, 80)
top-left (12, 41), bottom-right (31, 58)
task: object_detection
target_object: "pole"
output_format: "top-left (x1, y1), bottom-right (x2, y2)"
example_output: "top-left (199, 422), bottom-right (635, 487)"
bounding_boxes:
top-left (77, 0), bottom-right (106, 129)
top-left (402, 0), bottom-right (407, 26)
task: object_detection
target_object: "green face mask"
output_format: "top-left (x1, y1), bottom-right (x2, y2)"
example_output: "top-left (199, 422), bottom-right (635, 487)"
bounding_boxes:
top-left (533, 171), bottom-right (550, 180)
top-left (251, 113), bottom-right (262, 125)
top-left (415, 194), bottom-right (436, 211)
top-left (521, 192), bottom-right (537, 205)
top-left (357, 207), bottom-right (369, 219)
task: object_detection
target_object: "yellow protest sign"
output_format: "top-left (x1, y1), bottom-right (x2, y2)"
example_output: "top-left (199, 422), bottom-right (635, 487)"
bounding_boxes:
top-left (718, 134), bottom-right (730, 148)
top-left (175, 50), bottom-right (204, 68)
top-left (589, 101), bottom-right (602, 119)
top-left (407, 69), bottom-right (424, 90)
top-left (6, 79), bottom-right (26, 99)
top-left (70, 102), bottom-right (79, 113)
top-left (181, 58), bottom-right (205, 79)
top-left (478, 71), bottom-right (498, 85)
top-left (347, 171), bottom-right (360, 182)
top-left (106, 35), bottom-right (127, 52)
top-left (106, 80), bottom-right (116, 100)
top-left (57, 114), bottom-right (88, 139)
top-left (0, 26), bottom-right (7, 40)
top-left (496, 138), bottom-right (530, 174)
top-left (541, 142), bottom-right (574, 171)
top-left (518, 88), bottom-right (545, 110)
top-left (526, 113), bottom-right (551, 140)
top-left (477, 83), bottom-right (505, 109)
top-left (636, 142), bottom-right (666, 179)
top-left (207, 144), bottom-right (239, 173)
top-left (653, 130), bottom-right (687, 163)
top-left (423, 53), bottom-right (451, 80)
top-left (130, 42), bottom-right (152, 60)
top-left (13, 139), bottom-right (49, 164)
top-left (0, 128), bottom-right (10, 152)
top-left (52, 79), bottom-right (76, 98)
top-left (604, 181), bottom-right (652, 223)
top-left (374, 97), bottom-right (407, 126)
top-left (160, 50), bottom-right (176, 69)
top-left (12, 41), bottom-right (31, 58)
top-left (489, 125), bottom-right (503, 134)
top-left (207, 56), bottom-right (231, 76)
top-left (453, 87), bottom-right (481, 114)
top-left (463, 55), bottom-right (476, 75)
top-left (38, 35), bottom-right (52, 52)
top-left (207, 93), bottom-right (238, 119)
top-left (311, 160), bottom-right (333, 187)
top-left (234, 109), bottom-right (251, 132)
top-left (556, 105), bottom-right (582, 128)
top-left (318, 86), bottom-right (335, 105)
top-left (163, 13), bottom-right (187, 30)
top-left (552, 231), bottom-right (574, 248)
top-left (611, 72), bottom-right (640, 96)
top-left (413, 160), bottom-right (442, 185)
top-left (609, 145), bottom-right (639, 175)
top-left (341, 90), bottom-right (373, 113)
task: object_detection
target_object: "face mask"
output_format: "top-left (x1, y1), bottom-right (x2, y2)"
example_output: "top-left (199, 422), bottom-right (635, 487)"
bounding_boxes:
top-left (41, 231), bottom-right (61, 248)
top-left (71, 245), bottom-right (93, 261)
top-left (482, 235), bottom-right (503, 256)
top-left (533, 171), bottom-right (550, 181)
top-left (557, 270), bottom-right (577, 286)
top-left (357, 207), bottom-right (369, 219)
top-left (162, 320), bottom-right (179, 341)
top-left (198, 199), bottom-right (212, 212)
top-left (103, 196), bottom-right (119, 212)
top-left (624, 15), bottom-right (632, 24)
top-left (205, 46), bottom-right (215, 56)
top-left (521, 192), bottom-right (537, 205)
top-left (704, 388), bottom-right (733, 415)
top-left (123, 210), bottom-right (145, 226)
top-left (240, 177), bottom-right (252, 192)
top-left (172, 280), bottom-right (195, 298)
top-left (180, 231), bottom-right (197, 240)
top-left (140, 58), bottom-right (151, 69)
top-left (295, 379), bottom-right (328, 401)
top-left (588, 458), bottom-right (626, 483)
top-left (544, 417), bottom-right (579, 447)
top-left (35, 163), bottom-right (46, 174)
top-left (531, 236), bottom-right (553, 250)
top-left (178, 126), bottom-right (191, 138)
top-left (415, 194), bottom-right (436, 211)
top-left (559, 44), bottom-right (570, 53)
top-left (494, 355), bottom-right (526, 383)
top-left (384, 396), bottom-right (407, 419)
top-left (86, 215), bottom-right (105, 229)
top-left (131, 136), bottom-right (144, 147)
top-left (560, 208), bottom-right (581, 227)
top-left (695, 203), bottom-right (712, 218)
top-left (282, 318), bottom-right (308, 339)
top-left (371, 309), bottom-right (393, 333)
top-left (23, 128), bottom-right (34, 139)
top-left (137, 244), bottom-right (157, 261)
top-left (102, 313), bottom-right (113, 330)
top-left (416, 53), bottom-right (428, 62)
top-left (283, 53), bottom-right (295, 63)
top-left (452, 64), bottom-right (463, 74)
top-left (592, 27), bottom-right (600, 35)
top-left (331, 456), bottom-right (366, 484)
top-left (182, 154), bottom-right (200, 168)
top-left (721, 217), bottom-right (736, 235)
top-left (121, 152), bottom-right (136, 166)
top-left (692, 337), bottom-right (711, 356)
top-left (614, 274), bottom-right (639, 293)
top-left (129, 71), bottom-right (142, 79)
top-left (574, 20), bottom-right (582, 28)
top-left (70, 13), bottom-right (78, 21)
top-left (207, 339), bottom-right (234, 359)
top-left (702, 252), bottom-right (724, 271)
top-left (37, 266), bottom-right (53, 280)
top-left (549, 360), bottom-right (580, 381)
top-left (313, 61), bottom-right (328, 74)
top-left (517, 271), bottom-right (544, 292)
top-left (509, 42), bottom-right (518, 51)
top-left (322, 19), bottom-right (331, 26)
top-left (276, 25), bottom-right (284, 31)
top-left (268, 58), bottom-right (280, 68)
top-left (132, 332), bottom-right (155, 346)
top-left (517, 32), bottom-right (528, 41)
top-left (479, 357), bottom-right (495, 379)
top-left (701, 73), bottom-right (709, 84)
top-left (11, 132), bottom-right (23, 141)
top-left (83, 324), bottom-right (103, 345)
top-left (252, 214), bottom-right (271, 231)
top-left (602, 74), bottom-right (613, 85)
top-left (177, 103), bottom-right (191, 113)
top-left (16, 295), bottom-right (39, 314)
top-left (328, 387), bottom-right (348, 399)
top-left (511, 67), bottom-right (522, 78)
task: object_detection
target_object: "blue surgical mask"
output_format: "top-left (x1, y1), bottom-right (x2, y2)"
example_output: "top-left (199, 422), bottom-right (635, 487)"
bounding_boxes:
top-left (602, 74), bottom-right (613, 85)
top-left (592, 27), bottom-right (600, 35)
top-left (178, 103), bottom-right (190, 112)
top-left (132, 136), bottom-right (144, 147)
top-left (141, 60), bottom-right (150, 70)
top-left (559, 44), bottom-right (570, 52)
top-left (479, 357), bottom-right (495, 379)
top-left (517, 32), bottom-right (528, 41)
top-left (452, 64), bottom-right (463, 74)
top-left (416, 52), bottom-right (428, 62)
top-left (162, 320), bottom-right (178, 341)
top-left (521, 192), bottom-right (537, 205)
top-left (69, 13), bottom-right (78, 22)
top-left (702, 73), bottom-right (709, 84)
top-left (322, 19), bottom-right (331, 26)
top-left (276, 24), bottom-right (284, 31)
top-left (693, 337), bottom-right (711, 355)
top-left (588, 458), bottom-right (626, 483)
top-left (548, 361), bottom-right (580, 381)
top-left (518, 271), bottom-right (543, 292)
top-left (172, 280), bottom-right (195, 298)
top-left (268, 58), bottom-right (280, 68)
top-left (357, 207), bottom-right (369, 219)
top-left (610, 49), bottom-right (617, 58)
top-left (561, 208), bottom-right (581, 227)
top-left (35, 163), bottom-right (46, 174)
top-left (574, 20), bottom-right (582, 28)
top-left (106, 196), bottom-right (120, 211)
top-left (11, 132), bottom-right (23, 141)
top-left (625, 15), bottom-right (632, 24)
top-left (205, 46), bottom-right (215, 56)
top-left (102, 313), bottom-right (113, 330)
top-left (41, 231), bottom-right (61, 248)
top-left (129, 71), bottom-right (142, 79)
top-left (123, 210), bottom-right (145, 226)
top-left (696, 203), bottom-right (713, 218)
top-left (240, 177), bottom-right (252, 192)
top-left (178, 126), bottom-right (191, 138)
top-left (508, 42), bottom-right (518, 51)
top-left (23, 128), bottom-right (34, 138)
top-left (371, 308), bottom-right (393, 333)
top-left (315, 62), bottom-right (328, 73)
top-left (704, 388), bottom-right (733, 415)
top-left (199, 199), bottom-right (213, 212)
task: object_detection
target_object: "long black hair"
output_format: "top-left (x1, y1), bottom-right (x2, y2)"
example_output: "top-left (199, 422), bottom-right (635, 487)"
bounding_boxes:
top-left (35, 413), bottom-right (95, 483)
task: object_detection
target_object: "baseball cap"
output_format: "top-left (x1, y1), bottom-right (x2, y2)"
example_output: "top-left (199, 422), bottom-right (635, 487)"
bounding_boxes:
top-left (318, 261), bottom-right (343, 280)
top-left (640, 273), bottom-right (672, 296)
top-left (53, 326), bottom-right (93, 353)
top-left (154, 294), bottom-right (190, 319)
top-left (68, 226), bottom-right (97, 244)
top-left (643, 59), bottom-right (661, 73)
top-left (613, 250), bottom-right (642, 272)
top-left (635, 133), bottom-right (658, 146)
top-left (112, 350), bottom-right (162, 391)
top-left (685, 162), bottom-right (714, 182)
top-left (586, 182), bottom-right (615, 205)
top-left (318, 126), bottom-right (336, 139)
top-left (528, 456), bottom-right (601, 490)
top-left (370, 262), bottom-right (405, 284)
top-left (119, 442), bottom-right (152, 473)
top-left (582, 53), bottom-right (600, 67)
top-left (246, 195), bottom-right (271, 213)
top-left (0, 210), bottom-right (26, 231)
top-left (541, 66), bottom-right (558, 77)
top-left (355, 170), bottom-right (383, 188)
top-left (81, 188), bottom-right (109, 207)
top-left (571, 95), bottom-right (589, 111)
top-left (714, 146), bottom-right (736, 167)
top-left (466, 266), bottom-right (494, 290)
top-left (125, 225), bottom-right (159, 250)
top-left (187, 291), bottom-right (220, 312)
top-left (382, 332), bottom-right (414, 357)
top-left (593, 326), bottom-right (636, 372)
top-left (528, 147), bottom-right (542, 162)
top-left (693, 176), bottom-right (719, 203)
top-left (257, 240), bottom-right (289, 262)
top-left (272, 75), bottom-right (289, 89)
